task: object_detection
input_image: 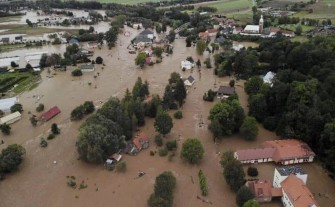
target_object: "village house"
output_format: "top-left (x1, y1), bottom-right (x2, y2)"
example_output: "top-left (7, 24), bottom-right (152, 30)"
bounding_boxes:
top-left (41, 106), bottom-right (61, 121)
top-left (0, 97), bottom-right (18, 112)
top-left (126, 133), bottom-right (150, 155)
top-left (133, 29), bottom-right (154, 49)
top-left (273, 166), bottom-right (307, 188)
top-left (234, 139), bottom-right (315, 165)
top-left (233, 27), bottom-right (243, 34)
top-left (105, 153), bottom-right (122, 166)
top-left (262, 71), bottom-right (276, 86)
top-left (247, 166), bottom-right (318, 207)
top-left (0, 111), bottom-right (21, 125)
top-left (180, 60), bottom-right (195, 70)
top-left (184, 75), bottom-right (195, 87)
top-left (80, 64), bottom-right (95, 72)
top-left (217, 86), bottom-right (235, 99)
top-left (281, 174), bottom-right (319, 207)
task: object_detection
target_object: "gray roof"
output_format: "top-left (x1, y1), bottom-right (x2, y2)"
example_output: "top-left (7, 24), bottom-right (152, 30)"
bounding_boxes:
top-left (133, 36), bottom-right (152, 44)
top-left (187, 75), bottom-right (195, 83)
top-left (139, 29), bottom-right (154, 36)
top-left (276, 166), bottom-right (306, 176)
top-left (217, 86), bottom-right (235, 95)
top-left (80, 64), bottom-right (94, 70)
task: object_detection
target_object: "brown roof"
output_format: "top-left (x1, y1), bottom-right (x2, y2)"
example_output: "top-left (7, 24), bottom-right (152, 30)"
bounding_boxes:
top-left (198, 32), bottom-right (209, 38)
top-left (263, 140), bottom-right (315, 162)
top-left (248, 180), bottom-right (272, 198)
top-left (271, 188), bottom-right (283, 197)
top-left (235, 148), bottom-right (275, 161)
top-left (281, 175), bottom-right (319, 207)
top-left (132, 132), bottom-right (149, 150)
top-left (217, 86), bottom-right (235, 95)
top-left (207, 29), bottom-right (218, 34)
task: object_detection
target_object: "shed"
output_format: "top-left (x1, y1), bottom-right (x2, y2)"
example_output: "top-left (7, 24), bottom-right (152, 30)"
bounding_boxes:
top-left (41, 106), bottom-right (61, 121)
top-left (0, 111), bottom-right (21, 125)
top-left (80, 64), bottom-right (95, 72)
top-left (184, 75), bottom-right (195, 86)
top-left (217, 86), bottom-right (235, 98)
top-left (0, 97), bottom-right (18, 112)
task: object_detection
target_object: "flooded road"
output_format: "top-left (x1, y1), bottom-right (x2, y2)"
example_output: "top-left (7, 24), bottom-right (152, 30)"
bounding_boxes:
top-left (0, 27), bottom-right (334, 207)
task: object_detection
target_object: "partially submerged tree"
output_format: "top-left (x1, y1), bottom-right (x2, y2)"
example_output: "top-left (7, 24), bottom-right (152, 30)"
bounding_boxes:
top-left (154, 110), bottom-right (173, 136)
top-left (0, 144), bottom-right (26, 173)
top-left (180, 138), bottom-right (204, 164)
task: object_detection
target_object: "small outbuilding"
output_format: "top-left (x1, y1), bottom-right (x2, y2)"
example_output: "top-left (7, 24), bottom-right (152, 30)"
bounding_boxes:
top-left (184, 75), bottom-right (195, 86)
top-left (0, 111), bottom-right (21, 125)
top-left (217, 86), bottom-right (235, 98)
top-left (41, 106), bottom-right (61, 121)
top-left (80, 64), bottom-right (95, 72)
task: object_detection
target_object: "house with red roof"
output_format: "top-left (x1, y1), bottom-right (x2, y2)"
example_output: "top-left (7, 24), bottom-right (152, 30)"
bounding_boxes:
top-left (234, 139), bottom-right (315, 165)
top-left (126, 132), bottom-right (150, 155)
top-left (40, 106), bottom-right (61, 121)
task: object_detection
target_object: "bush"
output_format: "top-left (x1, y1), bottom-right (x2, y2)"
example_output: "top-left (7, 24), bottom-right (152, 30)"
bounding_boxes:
top-left (115, 161), bottom-right (127, 173)
top-left (150, 151), bottom-right (155, 156)
top-left (173, 110), bottom-right (183, 119)
top-left (51, 123), bottom-right (60, 135)
top-left (72, 69), bottom-right (83, 76)
top-left (30, 116), bottom-right (38, 126)
top-left (198, 170), bottom-right (208, 196)
top-left (36, 103), bottom-right (44, 112)
top-left (247, 167), bottom-right (258, 177)
top-left (95, 56), bottom-right (103, 64)
top-left (203, 89), bottom-right (217, 102)
top-left (40, 138), bottom-right (48, 148)
top-left (47, 133), bottom-right (55, 140)
top-left (166, 140), bottom-right (177, 151)
top-left (10, 103), bottom-right (23, 113)
top-left (0, 144), bottom-right (26, 173)
top-left (155, 134), bottom-right (163, 147)
top-left (0, 124), bottom-right (11, 135)
top-left (159, 148), bottom-right (168, 157)
top-left (180, 138), bottom-right (204, 164)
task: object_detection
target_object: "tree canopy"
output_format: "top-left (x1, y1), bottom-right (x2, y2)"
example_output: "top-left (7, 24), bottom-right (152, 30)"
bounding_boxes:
top-left (154, 110), bottom-right (173, 136)
top-left (236, 186), bottom-right (255, 207)
top-left (148, 171), bottom-right (176, 207)
top-left (240, 116), bottom-right (258, 141)
top-left (221, 151), bottom-right (245, 192)
top-left (0, 144), bottom-right (26, 173)
top-left (180, 138), bottom-right (204, 164)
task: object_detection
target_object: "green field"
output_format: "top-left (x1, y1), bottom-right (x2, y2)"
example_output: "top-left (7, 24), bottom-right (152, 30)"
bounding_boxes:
top-left (88, 0), bottom-right (168, 4)
top-left (279, 24), bottom-right (315, 34)
top-left (0, 72), bottom-right (41, 95)
top-left (293, 0), bottom-right (335, 22)
top-left (0, 24), bottom-right (78, 36)
top-left (195, 0), bottom-right (252, 13)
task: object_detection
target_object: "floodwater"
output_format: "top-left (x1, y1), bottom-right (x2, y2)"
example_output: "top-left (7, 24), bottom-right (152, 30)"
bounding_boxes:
top-left (0, 27), bottom-right (334, 207)
top-left (232, 41), bottom-right (259, 51)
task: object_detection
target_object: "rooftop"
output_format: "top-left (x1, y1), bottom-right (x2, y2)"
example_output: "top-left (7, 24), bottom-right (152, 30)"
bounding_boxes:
top-left (281, 174), bottom-right (319, 207)
top-left (235, 148), bottom-right (275, 161)
top-left (217, 86), bottom-right (235, 95)
top-left (276, 166), bottom-right (306, 176)
top-left (187, 75), bottom-right (195, 83)
top-left (41, 106), bottom-right (61, 121)
top-left (244, 25), bottom-right (260, 32)
top-left (248, 180), bottom-right (272, 198)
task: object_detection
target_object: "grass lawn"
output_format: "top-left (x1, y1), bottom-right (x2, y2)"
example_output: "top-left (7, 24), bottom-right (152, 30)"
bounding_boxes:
top-left (0, 24), bottom-right (79, 36)
top-left (0, 15), bottom-right (21, 23)
top-left (0, 43), bottom-right (26, 53)
top-left (194, 0), bottom-right (252, 13)
top-left (0, 72), bottom-right (41, 95)
top-left (278, 24), bottom-right (315, 34)
top-left (293, 0), bottom-right (335, 22)
top-left (290, 36), bottom-right (309, 43)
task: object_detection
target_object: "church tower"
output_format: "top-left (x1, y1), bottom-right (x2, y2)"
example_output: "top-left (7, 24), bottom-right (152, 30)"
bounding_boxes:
top-left (259, 15), bottom-right (264, 34)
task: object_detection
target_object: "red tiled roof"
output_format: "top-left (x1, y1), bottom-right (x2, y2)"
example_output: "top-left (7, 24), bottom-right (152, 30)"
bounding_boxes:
top-left (271, 188), bottom-right (283, 197)
top-left (41, 106), bottom-right (61, 121)
top-left (281, 174), bottom-right (319, 207)
top-left (263, 140), bottom-right (315, 162)
top-left (235, 148), bottom-right (276, 161)
top-left (132, 132), bottom-right (149, 150)
top-left (249, 180), bottom-right (272, 198)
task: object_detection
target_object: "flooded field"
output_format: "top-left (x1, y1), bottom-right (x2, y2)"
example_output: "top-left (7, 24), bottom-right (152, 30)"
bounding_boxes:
top-left (0, 27), bottom-right (334, 207)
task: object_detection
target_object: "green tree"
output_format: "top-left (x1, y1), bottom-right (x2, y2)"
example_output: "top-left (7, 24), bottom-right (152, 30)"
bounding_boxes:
top-left (83, 101), bottom-right (95, 114)
top-left (163, 85), bottom-right (175, 109)
top-left (148, 171), bottom-right (176, 207)
top-left (248, 94), bottom-right (267, 121)
top-left (174, 79), bottom-right (187, 107)
top-left (72, 69), bottom-right (83, 76)
top-left (51, 123), bottom-right (60, 135)
top-left (240, 116), bottom-right (258, 141)
top-left (132, 77), bottom-right (149, 100)
top-left (95, 56), bottom-right (103, 64)
top-left (105, 27), bottom-right (118, 49)
top-left (0, 144), bottom-right (26, 173)
top-left (135, 52), bottom-right (147, 68)
top-left (196, 40), bottom-right (207, 55)
top-left (30, 116), bottom-right (38, 126)
top-left (156, 24), bottom-right (162, 34)
top-left (36, 103), bottom-right (44, 112)
top-left (0, 124), bottom-right (11, 135)
top-left (180, 138), bottom-right (204, 164)
top-left (173, 110), bottom-right (183, 119)
top-left (198, 170), bottom-right (208, 196)
top-left (10, 103), bottom-right (23, 113)
top-left (223, 158), bottom-right (245, 192)
top-left (244, 76), bottom-right (263, 95)
top-left (236, 186), bottom-right (255, 207)
top-left (71, 105), bottom-right (85, 121)
top-left (220, 151), bottom-right (235, 168)
top-left (295, 25), bottom-right (302, 36)
top-left (154, 111), bottom-right (173, 136)
top-left (243, 200), bottom-right (260, 207)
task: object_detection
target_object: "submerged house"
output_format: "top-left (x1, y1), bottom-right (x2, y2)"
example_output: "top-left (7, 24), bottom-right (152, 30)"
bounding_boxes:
top-left (80, 64), bottom-right (95, 72)
top-left (0, 111), bottom-right (21, 125)
top-left (235, 139), bottom-right (315, 165)
top-left (180, 60), bottom-right (195, 70)
top-left (184, 75), bottom-right (195, 86)
top-left (126, 133), bottom-right (150, 155)
top-left (41, 106), bottom-right (61, 121)
top-left (217, 86), bottom-right (235, 99)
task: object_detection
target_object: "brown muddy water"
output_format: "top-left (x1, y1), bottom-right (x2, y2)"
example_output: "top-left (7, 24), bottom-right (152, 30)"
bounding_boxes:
top-left (0, 28), bottom-right (334, 207)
